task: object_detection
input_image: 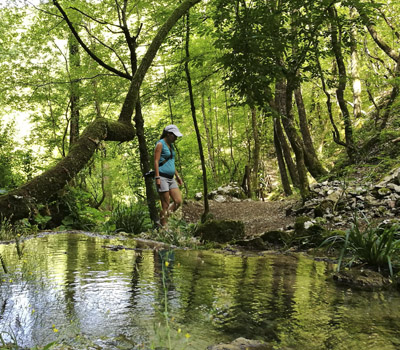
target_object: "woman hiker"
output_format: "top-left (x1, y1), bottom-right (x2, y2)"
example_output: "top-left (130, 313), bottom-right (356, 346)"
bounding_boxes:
top-left (154, 124), bottom-right (183, 227)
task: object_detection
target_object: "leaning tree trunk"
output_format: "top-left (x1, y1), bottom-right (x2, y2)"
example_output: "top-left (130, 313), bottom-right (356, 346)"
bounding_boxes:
top-left (0, 0), bottom-right (202, 222)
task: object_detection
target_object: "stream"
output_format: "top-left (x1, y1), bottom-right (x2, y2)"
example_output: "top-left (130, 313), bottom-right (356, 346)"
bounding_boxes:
top-left (0, 232), bottom-right (399, 349)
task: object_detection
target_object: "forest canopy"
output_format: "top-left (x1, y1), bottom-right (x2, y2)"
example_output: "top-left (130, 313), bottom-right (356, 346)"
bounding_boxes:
top-left (0, 0), bottom-right (399, 229)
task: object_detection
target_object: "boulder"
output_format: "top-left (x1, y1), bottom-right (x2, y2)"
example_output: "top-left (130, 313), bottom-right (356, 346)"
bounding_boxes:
top-left (235, 237), bottom-right (267, 250)
top-left (208, 183), bottom-right (247, 201)
top-left (292, 216), bottom-right (328, 247)
top-left (332, 269), bottom-right (392, 290)
top-left (260, 230), bottom-right (286, 245)
top-left (194, 219), bottom-right (245, 243)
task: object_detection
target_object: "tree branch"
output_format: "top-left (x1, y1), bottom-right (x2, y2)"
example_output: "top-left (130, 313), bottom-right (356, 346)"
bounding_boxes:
top-left (70, 6), bottom-right (120, 29)
top-left (81, 25), bottom-right (131, 76)
top-left (52, 0), bottom-right (131, 80)
top-left (356, 5), bottom-right (400, 62)
top-left (118, 0), bottom-right (202, 123)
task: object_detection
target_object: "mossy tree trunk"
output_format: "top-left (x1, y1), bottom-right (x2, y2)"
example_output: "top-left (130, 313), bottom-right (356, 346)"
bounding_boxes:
top-left (0, 0), bottom-right (202, 222)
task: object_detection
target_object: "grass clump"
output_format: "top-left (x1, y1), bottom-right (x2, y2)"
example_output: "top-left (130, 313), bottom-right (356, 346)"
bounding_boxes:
top-left (322, 214), bottom-right (400, 276)
top-left (110, 201), bottom-right (152, 235)
top-left (140, 214), bottom-right (199, 248)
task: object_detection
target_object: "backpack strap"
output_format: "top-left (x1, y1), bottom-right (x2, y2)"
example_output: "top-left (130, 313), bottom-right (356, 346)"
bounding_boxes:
top-left (159, 144), bottom-right (173, 166)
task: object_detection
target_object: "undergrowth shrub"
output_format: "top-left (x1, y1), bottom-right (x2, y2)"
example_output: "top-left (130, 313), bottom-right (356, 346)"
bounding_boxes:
top-left (110, 201), bottom-right (152, 235)
top-left (322, 214), bottom-right (400, 276)
top-left (0, 216), bottom-right (32, 241)
top-left (140, 215), bottom-right (199, 248)
top-left (58, 187), bottom-right (107, 231)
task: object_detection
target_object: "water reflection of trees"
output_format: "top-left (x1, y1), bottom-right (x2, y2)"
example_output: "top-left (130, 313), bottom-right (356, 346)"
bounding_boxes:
top-left (2, 234), bottom-right (400, 350)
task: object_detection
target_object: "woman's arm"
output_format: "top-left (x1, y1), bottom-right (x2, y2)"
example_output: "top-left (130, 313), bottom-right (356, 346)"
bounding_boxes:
top-left (154, 142), bottom-right (162, 186)
top-left (175, 170), bottom-right (182, 185)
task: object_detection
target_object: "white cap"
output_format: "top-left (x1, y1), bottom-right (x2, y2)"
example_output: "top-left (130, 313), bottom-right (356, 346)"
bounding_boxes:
top-left (165, 124), bottom-right (183, 137)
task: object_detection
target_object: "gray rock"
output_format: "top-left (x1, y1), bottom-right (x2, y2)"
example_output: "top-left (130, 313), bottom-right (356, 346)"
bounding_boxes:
top-left (388, 183), bottom-right (400, 193)
top-left (214, 194), bottom-right (227, 203)
top-left (194, 192), bottom-right (203, 200)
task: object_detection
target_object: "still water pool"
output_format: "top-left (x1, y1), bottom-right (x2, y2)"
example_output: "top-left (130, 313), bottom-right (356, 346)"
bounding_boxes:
top-left (0, 232), bottom-right (400, 350)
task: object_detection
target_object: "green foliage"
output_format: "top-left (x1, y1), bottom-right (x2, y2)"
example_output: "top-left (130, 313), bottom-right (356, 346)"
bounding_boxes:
top-left (141, 215), bottom-right (199, 248)
top-left (322, 215), bottom-right (400, 276)
top-left (0, 120), bottom-right (27, 190)
top-left (109, 201), bottom-right (152, 235)
top-left (0, 216), bottom-right (33, 242)
top-left (57, 187), bottom-right (108, 231)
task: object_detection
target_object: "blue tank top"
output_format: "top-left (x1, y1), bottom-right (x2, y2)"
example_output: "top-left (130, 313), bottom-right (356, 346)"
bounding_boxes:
top-left (157, 139), bottom-right (175, 176)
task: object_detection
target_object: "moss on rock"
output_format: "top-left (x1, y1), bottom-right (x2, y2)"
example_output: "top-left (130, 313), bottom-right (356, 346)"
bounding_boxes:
top-left (292, 216), bottom-right (329, 247)
top-left (332, 269), bottom-right (392, 290)
top-left (260, 230), bottom-right (286, 245)
top-left (195, 219), bottom-right (245, 243)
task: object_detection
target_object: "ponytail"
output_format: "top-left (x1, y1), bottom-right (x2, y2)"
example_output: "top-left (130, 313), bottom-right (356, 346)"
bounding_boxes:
top-left (160, 128), bottom-right (169, 140)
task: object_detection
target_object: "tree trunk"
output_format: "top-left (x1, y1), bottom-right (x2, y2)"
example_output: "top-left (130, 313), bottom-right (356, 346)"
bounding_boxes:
top-left (356, 4), bottom-right (400, 133)
top-left (350, 7), bottom-right (362, 120)
top-left (134, 99), bottom-right (160, 225)
top-left (273, 118), bottom-right (292, 196)
top-left (241, 165), bottom-right (251, 198)
top-left (280, 80), bottom-right (310, 200)
top-left (250, 106), bottom-right (260, 198)
top-left (201, 91), bottom-right (217, 182)
top-left (68, 34), bottom-right (80, 149)
top-left (294, 86), bottom-right (327, 179)
top-left (214, 92), bottom-right (221, 179)
top-left (329, 6), bottom-right (356, 163)
top-left (0, 118), bottom-right (134, 221)
top-left (208, 94), bottom-right (218, 182)
top-left (274, 79), bottom-right (300, 188)
top-left (0, 0), bottom-right (202, 222)
top-left (184, 11), bottom-right (209, 221)
top-left (129, 27), bottom-right (160, 226)
top-left (224, 89), bottom-right (236, 179)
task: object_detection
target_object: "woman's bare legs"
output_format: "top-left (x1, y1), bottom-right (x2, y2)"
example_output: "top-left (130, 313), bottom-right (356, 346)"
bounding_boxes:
top-left (159, 188), bottom-right (182, 227)
top-left (159, 191), bottom-right (170, 226)
top-left (168, 188), bottom-right (182, 213)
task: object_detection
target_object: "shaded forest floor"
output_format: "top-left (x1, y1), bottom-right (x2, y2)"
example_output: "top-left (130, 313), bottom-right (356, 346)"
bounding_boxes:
top-left (182, 199), bottom-right (297, 238)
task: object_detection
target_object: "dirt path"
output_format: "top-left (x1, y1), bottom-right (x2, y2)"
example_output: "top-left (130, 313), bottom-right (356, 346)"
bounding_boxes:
top-left (182, 199), bottom-right (296, 237)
